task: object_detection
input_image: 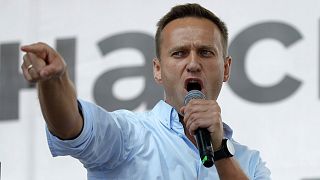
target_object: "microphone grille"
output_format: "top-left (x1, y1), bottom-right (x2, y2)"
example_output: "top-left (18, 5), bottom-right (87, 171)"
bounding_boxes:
top-left (184, 90), bottom-right (206, 105)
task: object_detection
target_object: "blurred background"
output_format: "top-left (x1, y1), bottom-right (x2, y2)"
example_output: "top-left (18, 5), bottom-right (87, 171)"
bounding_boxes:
top-left (0, 0), bottom-right (320, 179)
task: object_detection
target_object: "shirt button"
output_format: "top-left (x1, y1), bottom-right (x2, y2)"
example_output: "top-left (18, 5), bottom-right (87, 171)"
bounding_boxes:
top-left (178, 134), bottom-right (183, 138)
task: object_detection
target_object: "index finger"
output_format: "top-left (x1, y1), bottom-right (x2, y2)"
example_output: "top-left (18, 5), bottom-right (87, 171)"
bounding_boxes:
top-left (21, 42), bottom-right (49, 59)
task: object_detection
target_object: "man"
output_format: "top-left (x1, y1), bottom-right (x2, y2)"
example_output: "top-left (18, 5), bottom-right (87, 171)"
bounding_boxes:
top-left (21, 3), bottom-right (270, 180)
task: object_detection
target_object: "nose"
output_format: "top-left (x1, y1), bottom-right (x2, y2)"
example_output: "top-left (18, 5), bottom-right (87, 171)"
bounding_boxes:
top-left (186, 53), bottom-right (201, 73)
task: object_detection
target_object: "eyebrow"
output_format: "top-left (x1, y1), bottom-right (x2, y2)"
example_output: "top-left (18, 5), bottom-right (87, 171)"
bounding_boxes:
top-left (168, 45), bottom-right (190, 54)
top-left (197, 44), bottom-right (216, 50)
top-left (168, 44), bottom-right (218, 54)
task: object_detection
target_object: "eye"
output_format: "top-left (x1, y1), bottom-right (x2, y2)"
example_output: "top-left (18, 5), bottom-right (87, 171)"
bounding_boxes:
top-left (199, 49), bottom-right (214, 57)
top-left (171, 50), bottom-right (188, 58)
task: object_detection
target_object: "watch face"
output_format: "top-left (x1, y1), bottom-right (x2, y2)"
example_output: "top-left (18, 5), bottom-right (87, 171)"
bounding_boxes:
top-left (226, 140), bottom-right (235, 155)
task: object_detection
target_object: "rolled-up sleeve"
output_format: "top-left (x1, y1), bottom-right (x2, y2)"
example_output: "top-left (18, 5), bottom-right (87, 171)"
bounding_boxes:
top-left (46, 99), bottom-right (142, 170)
top-left (253, 154), bottom-right (271, 180)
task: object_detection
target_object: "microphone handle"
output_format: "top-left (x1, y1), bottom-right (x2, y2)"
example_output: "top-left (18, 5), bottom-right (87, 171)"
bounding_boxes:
top-left (184, 90), bottom-right (214, 167)
top-left (195, 128), bottom-right (214, 167)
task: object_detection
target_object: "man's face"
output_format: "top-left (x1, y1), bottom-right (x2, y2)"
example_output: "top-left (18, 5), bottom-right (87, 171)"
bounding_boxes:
top-left (153, 17), bottom-right (231, 112)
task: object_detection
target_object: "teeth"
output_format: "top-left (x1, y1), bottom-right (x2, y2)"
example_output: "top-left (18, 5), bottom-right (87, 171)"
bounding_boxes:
top-left (189, 80), bottom-right (199, 83)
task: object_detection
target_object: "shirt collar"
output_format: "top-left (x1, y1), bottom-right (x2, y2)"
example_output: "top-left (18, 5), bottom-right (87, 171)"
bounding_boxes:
top-left (151, 100), bottom-right (233, 138)
top-left (151, 100), bottom-right (176, 130)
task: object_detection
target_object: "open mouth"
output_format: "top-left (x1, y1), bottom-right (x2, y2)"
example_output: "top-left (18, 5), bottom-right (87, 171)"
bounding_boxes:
top-left (185, 79), bottom-right (203, 91)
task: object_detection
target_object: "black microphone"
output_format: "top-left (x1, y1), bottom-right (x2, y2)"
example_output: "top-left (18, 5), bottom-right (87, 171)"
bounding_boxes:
top-left (184, 90), bottom-right (214, 168)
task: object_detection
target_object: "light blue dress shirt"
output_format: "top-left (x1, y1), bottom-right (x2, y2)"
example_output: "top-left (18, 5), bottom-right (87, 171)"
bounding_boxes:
top-left (46, 100), bottom-right (271, 179)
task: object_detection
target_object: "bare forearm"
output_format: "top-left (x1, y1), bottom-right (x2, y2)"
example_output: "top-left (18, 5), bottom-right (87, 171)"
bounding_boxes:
top-left (215, 157), bottom-right (249, 180)
top-left (38, 71), bottom-right (83, 139)
top-left (21, 43), bottom-right (83, 140)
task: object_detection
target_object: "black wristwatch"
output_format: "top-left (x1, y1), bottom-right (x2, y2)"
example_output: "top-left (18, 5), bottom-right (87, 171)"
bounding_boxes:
top-left (213, 139), bottom-right (235, 161)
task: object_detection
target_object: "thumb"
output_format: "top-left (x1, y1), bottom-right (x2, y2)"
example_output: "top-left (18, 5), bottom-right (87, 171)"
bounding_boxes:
top-left (39, 68), bottom-right (51, 78)
top-left (39, 63), bottom-right (64, 79)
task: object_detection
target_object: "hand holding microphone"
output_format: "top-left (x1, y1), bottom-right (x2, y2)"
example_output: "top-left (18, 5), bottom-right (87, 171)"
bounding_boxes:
top-left (180, 89), bottom-right (224, 168)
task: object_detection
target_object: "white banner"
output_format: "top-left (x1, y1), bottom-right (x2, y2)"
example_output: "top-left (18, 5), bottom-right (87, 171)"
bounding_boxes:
top-left (0, 0), bottom-right (319, 179)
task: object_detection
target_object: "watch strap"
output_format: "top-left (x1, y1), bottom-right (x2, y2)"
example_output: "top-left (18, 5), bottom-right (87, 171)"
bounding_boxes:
top-left (213, 139), bottom-right (234, 161)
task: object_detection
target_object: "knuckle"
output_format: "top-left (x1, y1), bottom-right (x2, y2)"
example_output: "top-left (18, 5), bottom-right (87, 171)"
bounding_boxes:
top-left (51, 66), bottom-right (59, 73)
top-left (189, 106), bottom-right (198, 114)
top-left (212, 111), bottom-right (220, 117)
top-left (186, 107), bottom-right (193, 114)
top-left (186, 122), bottom-right (191, 130)
top-left (25, 75), bottom-right (33, 82)
top-left (23, 54), bottom-right (27, 61)
top-left (213, 120), bottom-right (220, 127)
top-left (212, 103), bottom-right (221, 111)
top-left (190, 99), bottom-right (200, 105)
top-left (193, 121), bottom-right (200, 127)
top-left (216, 105), bottom-right (221, 112)
top-left (190, 122), bottom-right (199, 131)
top-left (213, 118), bottom-right (222, 127)
top-left (189, 113), bottom-right (198, 122)
top-left (183, 118), bottom-right (187, 124)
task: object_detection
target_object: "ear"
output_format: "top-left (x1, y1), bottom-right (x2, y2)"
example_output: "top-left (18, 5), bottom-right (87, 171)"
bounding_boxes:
top-left (223, 56), bottom-right (232, 82)
top-left (153, 58), bottom-right (162, 84)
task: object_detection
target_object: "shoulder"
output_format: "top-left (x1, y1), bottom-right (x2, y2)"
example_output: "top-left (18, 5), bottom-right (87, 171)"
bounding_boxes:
top-left (107, 108), bottom-right (157, 129)
top-left (111, 109), bottom-right (152, 122)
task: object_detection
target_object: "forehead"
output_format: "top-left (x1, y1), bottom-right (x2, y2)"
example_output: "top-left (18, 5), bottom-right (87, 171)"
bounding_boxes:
top-left (160, 17), bottom-right (222, 49)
